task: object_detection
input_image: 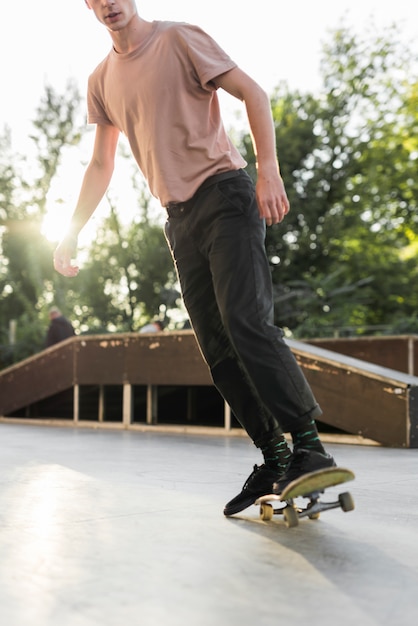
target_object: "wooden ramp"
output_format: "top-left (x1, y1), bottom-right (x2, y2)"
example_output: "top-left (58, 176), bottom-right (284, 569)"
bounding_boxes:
top-left (287, 338), bottom-right (418, 448)
top-left (1, 331), bottom-right (417, 447)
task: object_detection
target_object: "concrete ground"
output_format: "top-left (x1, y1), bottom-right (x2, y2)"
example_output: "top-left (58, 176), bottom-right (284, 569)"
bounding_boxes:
top-left (0, 423), bottom-right (417, 626)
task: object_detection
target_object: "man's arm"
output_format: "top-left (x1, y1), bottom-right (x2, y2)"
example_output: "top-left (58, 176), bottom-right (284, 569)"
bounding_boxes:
top-left (214, 67), bottom-right (290, 226)
top-left (54, 124), bottom-right (120, 277)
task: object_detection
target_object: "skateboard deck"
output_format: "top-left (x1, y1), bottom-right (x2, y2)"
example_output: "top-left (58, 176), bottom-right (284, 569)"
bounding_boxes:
top-left (255, 467), bottom-right (355, 528)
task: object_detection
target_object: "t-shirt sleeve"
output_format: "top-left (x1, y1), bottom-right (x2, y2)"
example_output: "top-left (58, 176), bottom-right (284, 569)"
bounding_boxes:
top-left (176, 24), bottom-right (237, 90)
top-left (87, 74), bottom-right (114, 126)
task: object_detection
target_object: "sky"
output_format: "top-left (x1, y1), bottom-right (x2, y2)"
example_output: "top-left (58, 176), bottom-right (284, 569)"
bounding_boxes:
top-left (1, 0), bottom-right (417, 241)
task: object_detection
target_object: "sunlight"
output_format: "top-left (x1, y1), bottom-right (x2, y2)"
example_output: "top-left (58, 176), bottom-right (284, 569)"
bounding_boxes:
top-left (41, 142), bottom-right (164, 250)
top-left (41, 199), bottom-right (73, 243)
top-left (4, 462), bottom-right (111, 617)
top-left (41, 147), bottom-right (110, 248)
top-left (41, 151), bottom-right (86, 243)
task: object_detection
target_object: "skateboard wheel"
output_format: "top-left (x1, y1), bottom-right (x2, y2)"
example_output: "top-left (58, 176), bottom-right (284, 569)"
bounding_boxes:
top-left (260, 503), bottom-right (274, 521)
top-left (339, 491), bottom-right (355, 512)
top-left (283, 506), bottom-right (299, 528)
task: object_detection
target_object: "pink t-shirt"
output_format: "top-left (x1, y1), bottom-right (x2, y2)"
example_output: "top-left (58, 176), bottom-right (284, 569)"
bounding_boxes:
top-left (87, 21), bottom-right (247, 206)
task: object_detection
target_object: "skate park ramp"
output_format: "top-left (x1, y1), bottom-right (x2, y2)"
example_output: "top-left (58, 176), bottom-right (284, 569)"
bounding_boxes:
top-left (0, 331), bottom-right (417, 447)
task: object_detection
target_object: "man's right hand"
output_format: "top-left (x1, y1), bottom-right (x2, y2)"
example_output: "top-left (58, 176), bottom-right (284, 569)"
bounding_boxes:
top-left (54, 234), bottom-right (79, 277)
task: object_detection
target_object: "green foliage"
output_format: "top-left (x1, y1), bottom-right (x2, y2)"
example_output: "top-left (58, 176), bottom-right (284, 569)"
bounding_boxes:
top-left (75, 194), bottom-right (179, 332)
top-left (0, 81), bottom-right (83, 364)
top-left (242, 21), bottom-right (418, 336)
top-left (30, 80), bottom-right (84, 211)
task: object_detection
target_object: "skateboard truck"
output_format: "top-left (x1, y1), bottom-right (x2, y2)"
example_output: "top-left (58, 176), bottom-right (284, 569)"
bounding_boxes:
top-left (255, 467), bottom-right (355, 528)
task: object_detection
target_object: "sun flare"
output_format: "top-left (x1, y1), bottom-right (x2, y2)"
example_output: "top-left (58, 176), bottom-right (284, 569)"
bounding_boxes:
top-left (41, 197), bottom-right (75, 243)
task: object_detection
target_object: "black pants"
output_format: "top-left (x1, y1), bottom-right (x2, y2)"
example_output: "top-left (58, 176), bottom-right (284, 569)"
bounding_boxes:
top-left (164, 169), bottom-right (321, 447)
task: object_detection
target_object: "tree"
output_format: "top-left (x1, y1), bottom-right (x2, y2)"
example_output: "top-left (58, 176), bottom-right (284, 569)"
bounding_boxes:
top-left (240, 21), bottom-right (418, 336)
top-left (0, 81), bottom-right (84, 364)
top-left (74, 170), bottom-right (180, 333)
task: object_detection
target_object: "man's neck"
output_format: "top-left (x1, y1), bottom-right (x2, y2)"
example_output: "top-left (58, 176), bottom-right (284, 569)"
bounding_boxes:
top-left (110, 15), bottom-right (153, 54)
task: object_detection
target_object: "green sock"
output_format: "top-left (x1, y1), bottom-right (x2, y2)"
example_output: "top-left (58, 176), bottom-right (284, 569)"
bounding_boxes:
top-left (291, 418), bottom-right (325, 454)
top-left (260, 436), bottom-right (292, 472)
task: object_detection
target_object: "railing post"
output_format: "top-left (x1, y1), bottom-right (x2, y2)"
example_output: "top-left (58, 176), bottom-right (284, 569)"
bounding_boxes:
top-left (73, 384), bottom-right (79, 423)
top-left (146, 385), bottom-right (158, 425)
top-left (123, 383), bottom-right (132, 427)
top-left (98, 385), bottom-right (105, 422)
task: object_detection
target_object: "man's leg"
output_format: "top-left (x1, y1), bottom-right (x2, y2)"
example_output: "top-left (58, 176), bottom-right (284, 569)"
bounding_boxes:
top-left (191, 172), bottom-right (322, 431)
top-left (165, 212), bottom-right (281, 443)
top-left (197, 172), bottom-right (336, 493)
top-left (165, 209), bottom-right (292, 514)
top-left (192, 172), bottom-right (335, 493)
top-left (164, 170), bottom-right (334, 511)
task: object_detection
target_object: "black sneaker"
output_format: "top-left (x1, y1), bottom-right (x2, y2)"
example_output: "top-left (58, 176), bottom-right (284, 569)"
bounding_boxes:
top-left (273, 448), bottom-right (336, 494)
top-left (223, 464), bottom-right (283, 516)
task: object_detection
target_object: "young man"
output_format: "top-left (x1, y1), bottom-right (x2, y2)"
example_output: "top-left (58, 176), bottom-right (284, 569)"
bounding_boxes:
top-left (54, 0), bottom-right (336, 515)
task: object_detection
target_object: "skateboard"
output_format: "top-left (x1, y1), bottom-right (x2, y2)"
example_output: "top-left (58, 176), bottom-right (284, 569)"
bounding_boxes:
top-left (255, 467), bottom-right (355, 528)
